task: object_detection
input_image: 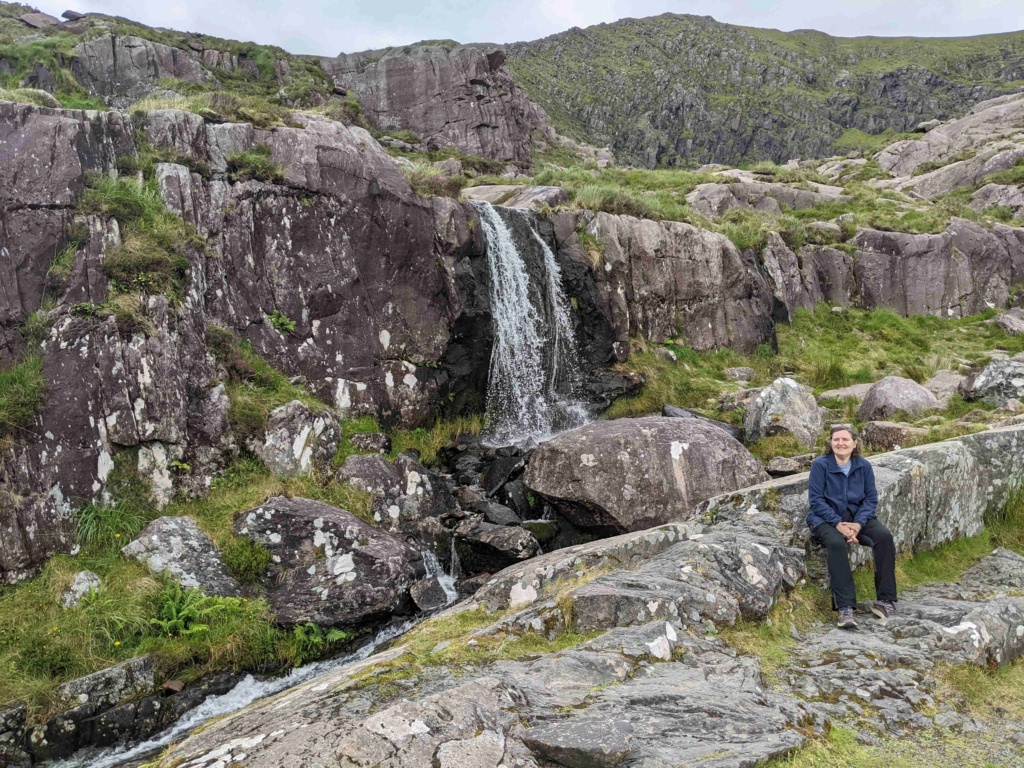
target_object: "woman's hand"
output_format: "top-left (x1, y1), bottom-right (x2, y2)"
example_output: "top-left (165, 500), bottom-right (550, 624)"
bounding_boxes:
top-left (836, 522), bottom-right (861, 542)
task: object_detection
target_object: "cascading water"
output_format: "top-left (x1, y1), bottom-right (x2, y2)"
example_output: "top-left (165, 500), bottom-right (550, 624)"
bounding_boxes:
top-left (422, 548), bottom-right (459, 605)
top-left (473, 201), bottom-right (590, 445)
top-left (49, 618), bottom-right (417, 768)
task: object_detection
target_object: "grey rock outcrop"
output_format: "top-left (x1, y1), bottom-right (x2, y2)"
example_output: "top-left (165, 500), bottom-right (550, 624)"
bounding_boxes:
top-left (971, 183), bottom-right (1024, 219)
top-left (959, 360), bottom-right (1024, 405)
top-left (924, 369), bottom-right (964, 406)
top-left (878, 92), bottom-right (1024, 177)
top-left (453, 518), bottom-right (541, 575)
top-left (858, 376), bottom-right (940, 420)
top-left (817, 382), bottom-right (873, 402)
top-left (686, 181), bottom-right (850, 220)
top-left (661, 404), bottom-right (743, 442)
top-left (321, 43), bottom-right (553, 163)
top-left (744, 377), bottom-right (823, 448)
top-left (254, 400), bottom-right (340, 477)
top-left (766, 454), bottom-right (815, 476)
top-left (461, 185), bottom-right (569, 209)
top-left (234, 496), bottom-right (422, 627)
top-left (121, 517), bottom-right (243, 597)
top-left (898, 144), bottom-right (1024, 199)
top-left (523, 417), bottom-right (768, 533)
top-left (60, 570), bottom-right (102, 607)
top-left (556, 210), bottom-right (776, 356)
top-left (994, 307), bottom-right (1024, 335)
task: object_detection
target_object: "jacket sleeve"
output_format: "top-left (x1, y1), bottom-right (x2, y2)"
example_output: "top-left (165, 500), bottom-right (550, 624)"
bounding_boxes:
top-left (807, 460), bottom-right (842, 528)
top-left (853, 463), bottom-right (879, 526)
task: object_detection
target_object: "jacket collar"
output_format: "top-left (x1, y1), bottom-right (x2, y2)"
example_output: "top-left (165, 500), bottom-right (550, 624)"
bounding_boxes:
top-left (825, 453), bottom-right (864, 473)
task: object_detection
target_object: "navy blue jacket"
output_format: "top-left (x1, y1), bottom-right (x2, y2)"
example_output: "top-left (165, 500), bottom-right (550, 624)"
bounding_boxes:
top-left (806, 454), bottom-right (878, 529)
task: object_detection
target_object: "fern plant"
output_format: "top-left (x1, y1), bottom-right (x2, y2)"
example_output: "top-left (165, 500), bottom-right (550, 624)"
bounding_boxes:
top-left (150, 582), bottom-right (235, 637)
top-left (289, 622), bottom-right (351, 665)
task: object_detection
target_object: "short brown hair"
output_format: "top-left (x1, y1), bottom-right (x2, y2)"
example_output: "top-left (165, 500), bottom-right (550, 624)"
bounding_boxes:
top-left (825, 424), bottom-right (861, 456)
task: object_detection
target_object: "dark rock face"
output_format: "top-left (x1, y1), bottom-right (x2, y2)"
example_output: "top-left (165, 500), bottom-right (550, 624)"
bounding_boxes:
top-left (72, 35), bottom-right (209, 107)
top-left (254, 400), bottom-right (340, 477)
top-left (524, 417), bottom-right (769, 533)
top-left (234, 496), bottom-right (422, 627)
top-left (321, 43), bottom-right (553, 164)
top-left (552, 210), bottom-right (777, 357)
top-left (454, 517), bottom-right (541, 575)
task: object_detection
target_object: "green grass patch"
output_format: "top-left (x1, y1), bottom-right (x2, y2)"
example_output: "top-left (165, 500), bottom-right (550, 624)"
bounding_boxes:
top-left (0, 353), bottom-right (47, 444)
top-left (226, 144), bottom-right (285, 184)
top-left (77, 175), bottom-right (200, 300)
top-left (404, 163), bottom-right (468, 198)
top-left (390, 414), bottom-right (484, 466)
top-left (333, 415), bottom-right (383, 468)
top-left (130, 91), bottom-right (295, 130)
top-left (831, 128), bottom-right (917, 156)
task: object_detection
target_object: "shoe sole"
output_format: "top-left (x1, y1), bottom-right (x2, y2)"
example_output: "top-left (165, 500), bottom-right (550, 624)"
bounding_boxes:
top-left (837, 620), bottom-right (858, 629)
top-left (870, 606), bottom-right (889, 620)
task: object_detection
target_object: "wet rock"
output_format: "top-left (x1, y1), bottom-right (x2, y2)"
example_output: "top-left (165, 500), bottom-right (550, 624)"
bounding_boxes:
top-left (524, 417), bottom-right (767, 533)
top-left (495, 475), bottom-right (534, 519)
top-left (61, 570), bottom-right (102, 607)
top-left (473, 499), bottom-right (521, 526)
top-left (121, 517), bottom-right (243, 597)
top-left (959, 360), bottom-right (1024, 405)
top-left (766, 454), bottom-right (815, 477)
top-left (254, 400), bottom-right (340, 477)
top-left (481, 454), bottom-right (526, 496)
top-left (235, 496), bottom-right (422, 627)
top-left (520, 519), bottom-right (559, 543)
top-left (858, 376), bottom-right (940, 421)
top-left (995, 307), bottom-right (1024, 335)
top-left (461, 185), bottom-right (569, 210)
top-left (662, 404), bottom-right (743, 442)
top-left (744, 377), bottom-right (823, 448)
top-left (924, 369), bottom-right (965, 406)
top-left (349, 432), bottom-right (391, 454)
top-left (862, 421), bottom-right (929, 452)
top-left (410, 576), bottom-right (449, 612)
top-left (454, 518), bottom-right (541, 575)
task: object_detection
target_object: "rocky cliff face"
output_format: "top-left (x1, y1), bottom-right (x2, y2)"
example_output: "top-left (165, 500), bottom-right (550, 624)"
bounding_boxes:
top-left (508, 13), bottom-right (1024, 167)
top-left (321, 43), bottom-right (554, 165)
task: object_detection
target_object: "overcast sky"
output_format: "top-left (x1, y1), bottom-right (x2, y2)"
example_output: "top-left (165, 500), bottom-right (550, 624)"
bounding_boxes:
top-left (30, 0), bottom-right (1024, 57)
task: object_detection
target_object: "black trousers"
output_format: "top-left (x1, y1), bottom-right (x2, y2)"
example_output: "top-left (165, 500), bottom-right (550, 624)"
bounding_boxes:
top-left (814, 518), bottom-right (897, 610)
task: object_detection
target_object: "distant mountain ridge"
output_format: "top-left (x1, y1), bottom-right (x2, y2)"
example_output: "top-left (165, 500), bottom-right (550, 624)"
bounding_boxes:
top-left (506, 13), bottom-right (1024, 166)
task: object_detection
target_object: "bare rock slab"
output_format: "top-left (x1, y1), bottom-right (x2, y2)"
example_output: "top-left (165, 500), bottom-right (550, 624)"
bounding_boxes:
top-left (524, 417), bottom-right (768, 533)
top-left (121, 517), bottom-right (243, 597)
top-left (234, 496), bottom-right (422, 626)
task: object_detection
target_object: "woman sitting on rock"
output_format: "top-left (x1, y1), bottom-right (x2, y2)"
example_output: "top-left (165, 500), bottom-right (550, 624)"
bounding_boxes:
top-left (807, 424), bottom-right (897, 629)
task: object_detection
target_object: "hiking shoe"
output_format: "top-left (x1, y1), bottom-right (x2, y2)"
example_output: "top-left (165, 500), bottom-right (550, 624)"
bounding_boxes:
top-left (837, 606), bottom-right (858, 629)
top-left (871, 601), bottom-right (896, 620)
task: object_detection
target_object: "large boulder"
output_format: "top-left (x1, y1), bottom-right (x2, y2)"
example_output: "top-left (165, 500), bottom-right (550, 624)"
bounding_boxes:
top-left (234, 496), bottom-right (422, 626)
top-left (857, 376), bottom-right (940, 421)
top-left (523, 417), bottom-right (768, 533)
top-left (924, 369), bottom-right (965, 406)
top-left (453, 518), bottom-right (541, 575)
top-left (254, 400), bottom-right (340, 477)
top-left (121, 517), bottom-right (243, 597)
top-left (662, 404), bottom-right (743, 442)
top-left (744, 377), bottom-right (823, 448)
top-left (959, 360), bottom-right (1024, 405)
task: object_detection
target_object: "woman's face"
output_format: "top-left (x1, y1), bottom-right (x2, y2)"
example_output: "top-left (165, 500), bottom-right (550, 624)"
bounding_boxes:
top-left (831, 429), bottom-right (855, 458)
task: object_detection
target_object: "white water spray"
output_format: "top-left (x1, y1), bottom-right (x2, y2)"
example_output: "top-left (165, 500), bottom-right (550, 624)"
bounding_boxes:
top-left (422, 548), bottom-right (459, 606)
top-left (473, 201), bottom-right (589, 445)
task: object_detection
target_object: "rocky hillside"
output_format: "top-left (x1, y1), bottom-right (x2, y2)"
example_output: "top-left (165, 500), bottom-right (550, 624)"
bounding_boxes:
top-left (508, 13), bottom-right (1024, 167)
top-left (2, 5), bottom-right (1024, 768)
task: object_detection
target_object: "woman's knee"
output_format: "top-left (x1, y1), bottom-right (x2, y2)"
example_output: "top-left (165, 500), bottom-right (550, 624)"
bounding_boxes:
top-left (825, 537), bottom-right (848, 554)
top-left (871, 524), bottom-right (894, 544)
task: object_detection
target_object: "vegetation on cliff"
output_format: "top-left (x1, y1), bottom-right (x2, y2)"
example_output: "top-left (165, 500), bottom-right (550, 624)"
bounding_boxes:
top-left (508, 13), bottom-right (1024, 167)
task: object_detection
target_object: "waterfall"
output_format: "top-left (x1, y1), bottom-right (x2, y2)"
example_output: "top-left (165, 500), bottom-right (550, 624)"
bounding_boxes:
top-left (473, 201), bottom-right (589, 445)
top-left (422, 548), bottom-right (459, 606)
